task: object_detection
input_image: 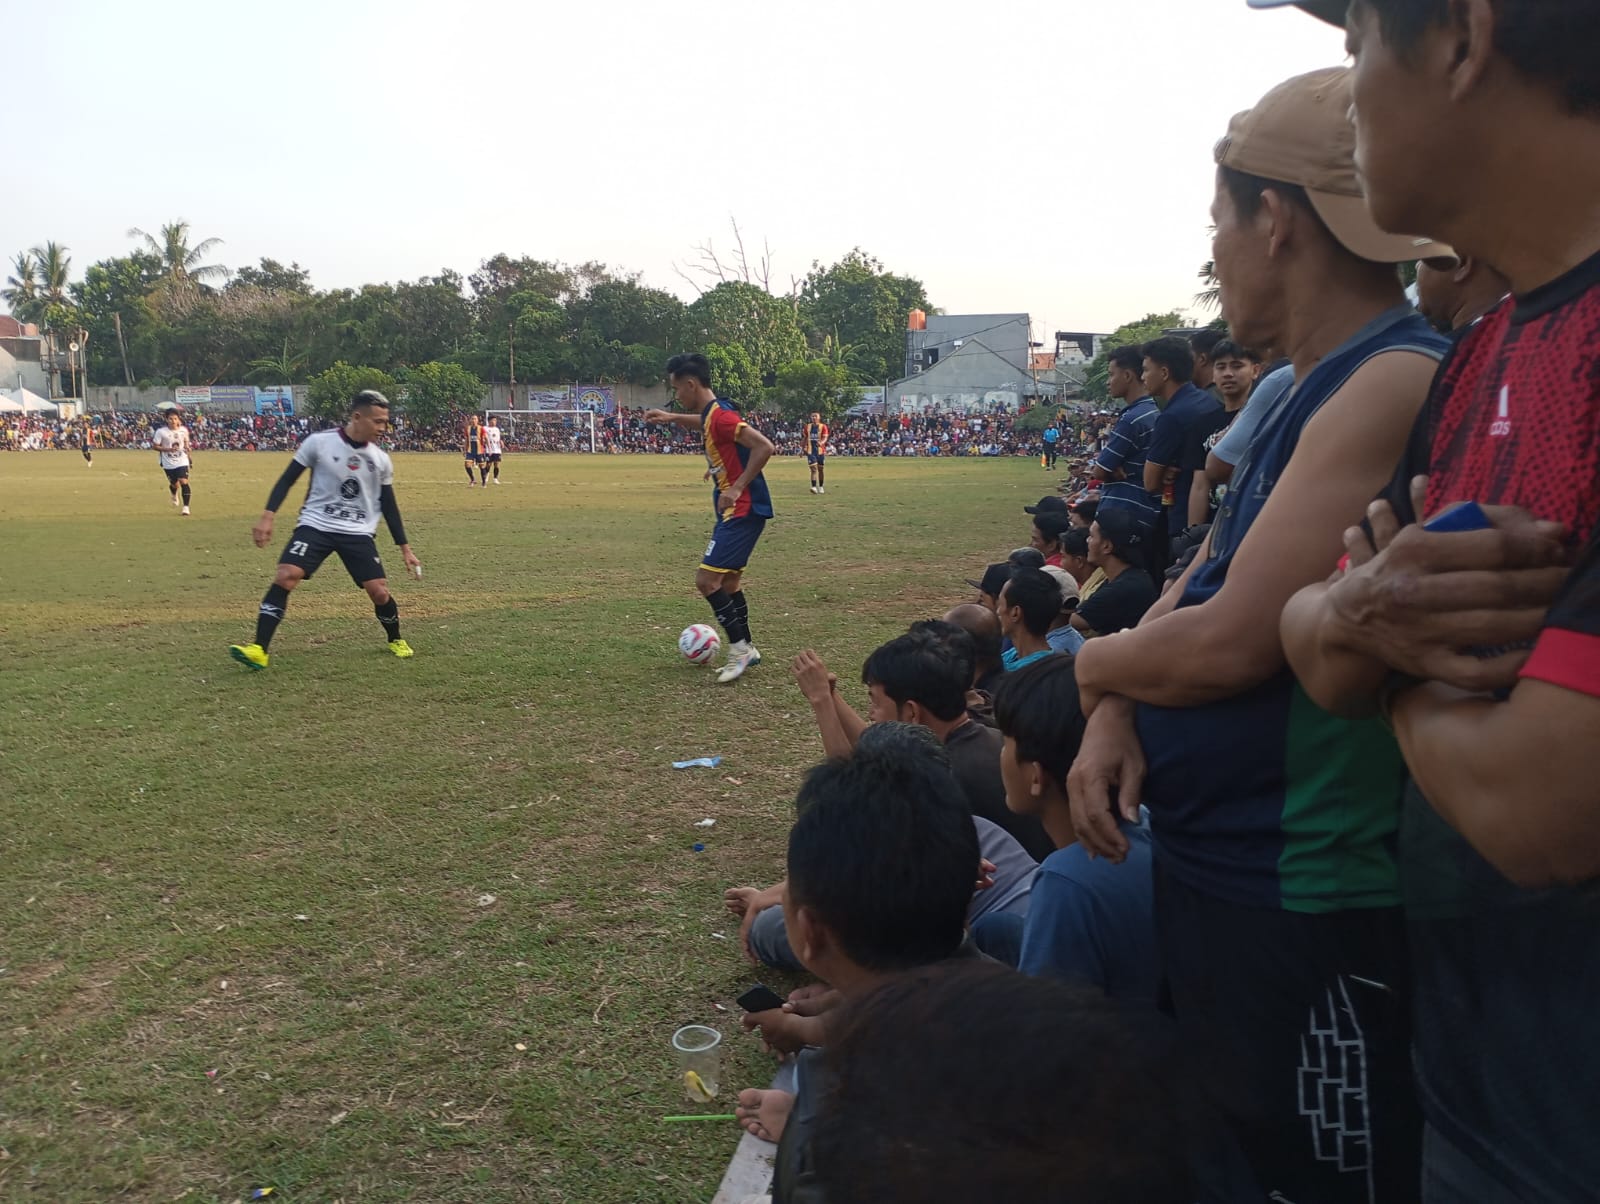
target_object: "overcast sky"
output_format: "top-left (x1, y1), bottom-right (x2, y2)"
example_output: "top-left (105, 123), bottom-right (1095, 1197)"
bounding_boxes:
top-left (8, 0), bottom-right (1345, 337)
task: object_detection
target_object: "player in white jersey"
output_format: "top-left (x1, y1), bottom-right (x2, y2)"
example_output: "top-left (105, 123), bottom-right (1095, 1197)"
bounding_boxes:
top-left (151, 409), bottom-right (194, 515)
top-left (228, 391), bottom-right (422, 670)
top-left (482, 416), bottom-right (505, 484)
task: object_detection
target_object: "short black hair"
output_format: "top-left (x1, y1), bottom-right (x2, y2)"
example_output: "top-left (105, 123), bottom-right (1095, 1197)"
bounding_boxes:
top-left (992, 656), bottom-right (1088, 788)
top-left (1141, 337), bottom-right (1195, 384)
top-left (855, 720), bottom-right (951, 769)
top-left (1000, 567), bottom-right (1060, 638)
top-left (787, 744), bottom-right (978, 972)
top-left (1361, 0), bottom-right (1600, 118)
top-left (1072, 498), bottom-right (1099, 525)
top-left (351, 389), bottom-right (390, 412)
top-left (665, 352), bottom-right (711, 388)
top-left (861, 630), bottom-right (970, 722)
top-left (1188, 329), bottom-right (1227, 360)
top-left (1033, 510), bottom-right (1074, 548)
top-left (812, 962), bottom-right (1198, 1204)
top-left (906, 619), bottom-right (980, 687)
top-left (1106, 345), bottom-right (1145, 375)
top-left (1061, 527), bottom-right (1090, 560)
top-left (1210, 339), bottom-right (1259, 363)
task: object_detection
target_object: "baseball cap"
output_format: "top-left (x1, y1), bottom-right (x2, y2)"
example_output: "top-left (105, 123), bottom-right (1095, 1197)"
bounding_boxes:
top-left (1024, 495), bottom-right (1069, 516)
top-left (1040, 565), bottom-right (1081, 611)
top-left (1093, 509), bottom-right (1146, 563)
top-left (1215, 67), bottom-right (1454, 265)
top-left (964, 563), bottom-right (1014, 597)
top-left (1007, 547), bottom-right (1046, 570)
top-left (1245, 0), bottom-right (1348, 25)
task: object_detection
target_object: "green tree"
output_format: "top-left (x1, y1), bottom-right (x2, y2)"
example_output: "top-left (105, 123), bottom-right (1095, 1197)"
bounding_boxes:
top-left (72, 252), bottom-right (164, 385)
top-left (399, 361), bottom-right (482, 428)
top-left (1081, 311), bottom-right (1185, 402)
top-left (306, 362), bottom-right (399, 423)
top-left (687, 282), bottom-right (805, 388)
top-left (128, 220), bottom-right (226, 310)
top-left (4, 250), bottom-right (41, 322)
top-left (31, 241), bottom-right (71, 307)
top-left (230, 258), bottom-right (313, 295)
top-left (247, 338), bottom-right (308, 383)
top-left (798, 249), bottom-right (931, 384)
top-left (771, 358), bottom-right (856, 419)
top-left (702, 343), bottom-right (762, 406)
top-left (1015, 404), bottom-right (1065, 433)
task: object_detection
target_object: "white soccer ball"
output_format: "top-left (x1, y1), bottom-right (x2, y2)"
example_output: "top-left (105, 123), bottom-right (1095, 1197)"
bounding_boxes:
top-left (679, 624), bottom-right (721, 665)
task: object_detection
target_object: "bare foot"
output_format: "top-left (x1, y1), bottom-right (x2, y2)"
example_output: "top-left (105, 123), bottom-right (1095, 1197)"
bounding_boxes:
top-left (735, 1087), bottom-right (794, 1144)
top-left (724, 886), bottom-right (759, 916)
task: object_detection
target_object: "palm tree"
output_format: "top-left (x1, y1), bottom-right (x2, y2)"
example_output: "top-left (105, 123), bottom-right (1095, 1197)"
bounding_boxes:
top-left (1194, 258), bottom-right (1221, 311)
top-left (3, 250), bottom-right (41, 321)
top-left (247, 338), bottom-right (307, 383)
top-left (127, 220), bottom-right (226, 307)
top-left (29, 240), bottom-right (72, 319)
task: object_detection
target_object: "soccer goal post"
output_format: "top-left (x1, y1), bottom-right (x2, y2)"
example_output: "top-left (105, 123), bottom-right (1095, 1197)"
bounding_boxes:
top-left (484, 409), bottom-right (598, 454)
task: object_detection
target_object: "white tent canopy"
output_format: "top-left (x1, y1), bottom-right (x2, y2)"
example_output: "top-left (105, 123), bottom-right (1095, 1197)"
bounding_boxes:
top-left (0, 387), bottom-right (59, 414)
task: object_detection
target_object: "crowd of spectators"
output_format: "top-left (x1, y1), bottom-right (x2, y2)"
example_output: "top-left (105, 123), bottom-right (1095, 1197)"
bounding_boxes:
top-left (694, 21), bottom-right (1600, 1204)
top-left (4, 405), bottom-right (1100, 461)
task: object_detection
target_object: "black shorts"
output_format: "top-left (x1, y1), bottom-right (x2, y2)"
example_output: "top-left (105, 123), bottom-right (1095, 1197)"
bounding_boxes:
top-left (1153, 861), bottom-right (1421, 1202)
top-left (162, 464), bottom-right (190, 484)
top-left (280, 524), bottom-right (386, 586)
top-left (485, 453), bottom-right (502, 464)
top-left (465, 452), bottom-right (482, 463)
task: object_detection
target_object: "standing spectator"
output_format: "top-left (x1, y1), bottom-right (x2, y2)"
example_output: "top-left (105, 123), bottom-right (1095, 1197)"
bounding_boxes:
top-left (1413, 254), bottom-right (1509, 336)
top-left (1089, 345), bottom-right (1162, 532)
top-left (1271, 0), bottom-right (1600, 1197)
top-left (1142, 337), bottom-right (1227, 567)
top-left (1188, 327), bottom-right (1228, 399)
top-left (1188, 339), bottom-right (1260, 525)
top-left (1069, 66), bottom-right (1450, 1203)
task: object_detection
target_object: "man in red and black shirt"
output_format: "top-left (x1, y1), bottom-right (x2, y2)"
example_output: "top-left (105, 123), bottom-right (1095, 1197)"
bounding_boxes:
top-left (646, 352), bottom-right (777, 684)
top-left (1272, 0), bottom-right (1600, 1198)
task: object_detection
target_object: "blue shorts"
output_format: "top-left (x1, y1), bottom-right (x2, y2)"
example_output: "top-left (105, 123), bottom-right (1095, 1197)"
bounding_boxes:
top-left (807, 450), bottom-right (825, 465)
top-left (701, 515), bottom-right (766, 574)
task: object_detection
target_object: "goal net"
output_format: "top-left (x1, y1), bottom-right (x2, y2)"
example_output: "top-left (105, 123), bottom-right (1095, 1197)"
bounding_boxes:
top-left (483, 409), bottom-right (597, 454)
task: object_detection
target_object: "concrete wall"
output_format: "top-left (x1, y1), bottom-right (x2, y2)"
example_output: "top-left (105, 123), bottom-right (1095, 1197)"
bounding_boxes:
top-left (0, 344), bottom-right (50, 396)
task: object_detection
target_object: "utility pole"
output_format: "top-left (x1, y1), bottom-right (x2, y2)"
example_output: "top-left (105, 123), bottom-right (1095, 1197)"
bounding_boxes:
top-left (113, 312), bottom-right (133, 385)
top-left (508, 321), bottom-right (516, 409)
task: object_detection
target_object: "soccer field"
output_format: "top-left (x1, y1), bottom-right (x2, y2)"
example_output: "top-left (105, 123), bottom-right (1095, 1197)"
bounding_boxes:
top-left (1, 449), bottom-right (1046, 1203)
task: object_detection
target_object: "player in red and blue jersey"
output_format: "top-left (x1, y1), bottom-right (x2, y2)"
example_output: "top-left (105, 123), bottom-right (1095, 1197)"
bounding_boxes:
top-left (645, 352), bottom-right (776, 683)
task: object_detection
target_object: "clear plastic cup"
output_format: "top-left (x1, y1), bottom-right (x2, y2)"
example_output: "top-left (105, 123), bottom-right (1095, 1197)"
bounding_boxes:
top-left (672, 1024), bottom-right (722, 1101)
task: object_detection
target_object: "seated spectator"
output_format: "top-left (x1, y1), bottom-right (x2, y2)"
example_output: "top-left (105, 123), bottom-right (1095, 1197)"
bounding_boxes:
top-left (941, 603), bottom-right (1005, 698)
top-left (1070, 497), bottom-right (1098, 530)
top-left (1030, 510), bottom-right (1074, 567)
top-left (993, 657), bottom-right (1158, 1002)
top-left (809, 961), bottom-right (1198, 1204)
top-left (1039, 566), bottom-right (1085, 655)
top-left (997, 568), bottom-right (1061, 673)
top-left (1071, 509), bottom-right (1157, 636)
top-left (786, 634), bottom-right (1052, 858)
top-left (729, 737), bottom-right (984, 1197)
top-left (964, 562), bottom-right (1012, 612)
top-left (1059, 526), bottom-right (1107, 603)
top-left (1023, 494), bottom-right (1069, 520)
top-left (1006, 546), bottom-right (1045, 572)
top-left (728, 723), bottom-right (1035, 975)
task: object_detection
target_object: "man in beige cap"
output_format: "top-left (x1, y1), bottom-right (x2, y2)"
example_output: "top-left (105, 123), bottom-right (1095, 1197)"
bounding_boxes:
top-left (1067, 66), bottom-right (1450, 1202)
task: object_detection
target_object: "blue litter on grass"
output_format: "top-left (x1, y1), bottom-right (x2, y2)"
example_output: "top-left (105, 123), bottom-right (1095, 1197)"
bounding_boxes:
top-left (693, 843), bottom-right (706, 852)
top-left (673, 756), bottom-right (722, 769)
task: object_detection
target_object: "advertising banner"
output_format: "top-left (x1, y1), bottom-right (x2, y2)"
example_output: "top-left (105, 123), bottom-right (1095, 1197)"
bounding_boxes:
top-left (254, 386), bottom-right (295, 416)
top-left (175, 386), bottom-right (210, 408)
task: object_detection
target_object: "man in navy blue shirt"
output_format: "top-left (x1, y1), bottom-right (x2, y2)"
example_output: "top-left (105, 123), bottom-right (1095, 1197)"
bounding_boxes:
top-left (1089, 345), bottom-right (1161, 532)
top-left (1142, 336), bottom-right (1226, 567)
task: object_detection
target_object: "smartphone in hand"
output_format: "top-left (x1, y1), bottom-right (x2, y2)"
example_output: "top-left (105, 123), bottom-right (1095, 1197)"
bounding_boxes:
top-left (736, 984), bottom-right (787, 1013)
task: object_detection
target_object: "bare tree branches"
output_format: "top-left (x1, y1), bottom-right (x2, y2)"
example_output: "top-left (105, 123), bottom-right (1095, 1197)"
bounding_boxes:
top-left (674, 217), bottom-right (794, 298)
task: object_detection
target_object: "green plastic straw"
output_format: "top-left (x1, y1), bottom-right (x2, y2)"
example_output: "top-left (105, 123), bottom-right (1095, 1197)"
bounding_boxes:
top-left (662, 1113), bottom-right (737, 1123)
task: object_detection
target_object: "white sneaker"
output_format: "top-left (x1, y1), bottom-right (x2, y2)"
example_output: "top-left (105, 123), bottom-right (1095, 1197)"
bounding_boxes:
top-left (716, 642), bottom-right (761, 684)
top-left (817, 486), bottom-right (825, 494)
top-left (171, 494), bottom-right (180, 508)
top-left (493, 478), bottom-right (501, 485)
top-left (181, 505), bottom-right (190, 516)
